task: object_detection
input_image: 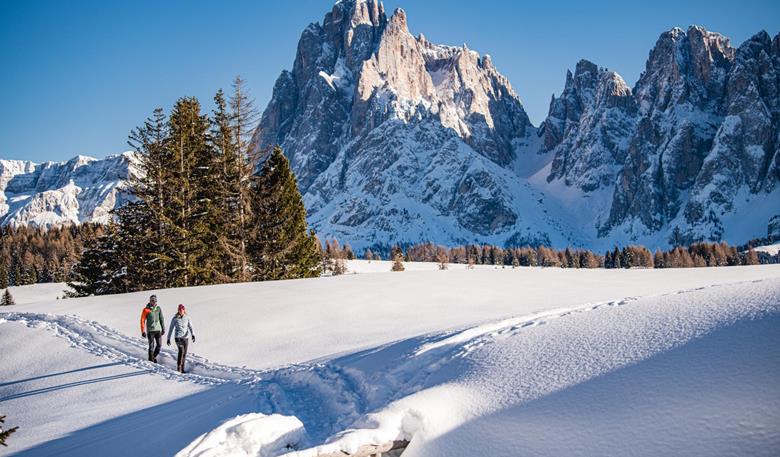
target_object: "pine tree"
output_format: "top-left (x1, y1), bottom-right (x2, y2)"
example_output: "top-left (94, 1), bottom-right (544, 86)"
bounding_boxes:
top-left (248, 147), bottom-right (322, 280)
top-left (127, 107), bottom-right (173, 289)
top-left (392, 252), bottom-right (405, 271)
top-left (209, 86), bottom-right (257, 282)
top-left (0, 415), bottom-right (18, 447)
top-left (744, 248), bottom-right (760, 265)
top-left (1, 289), bottom-right (14, 306)
top-left (612, 247), bottom-right (622, 269)
top-left (166, 97), bottom-right (213, 287)
top-left (67, 223), bottom-right (125, 296)
top-left (0, 263), bottom-right (8, 289)
top-left (654, 250), bottom-right (664, 268)
top-left (436, 249), bottom-right (449, 270)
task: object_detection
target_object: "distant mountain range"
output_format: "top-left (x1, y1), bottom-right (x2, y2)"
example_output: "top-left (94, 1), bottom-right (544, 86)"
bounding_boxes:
top-left (2, 0), bottom-right (778, 251)
top-left (0, 153), bottom-right (134, 227)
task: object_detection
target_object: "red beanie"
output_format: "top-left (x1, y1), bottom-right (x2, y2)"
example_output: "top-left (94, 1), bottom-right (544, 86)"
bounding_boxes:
top-left (178, 304), bottom-right (186, 313)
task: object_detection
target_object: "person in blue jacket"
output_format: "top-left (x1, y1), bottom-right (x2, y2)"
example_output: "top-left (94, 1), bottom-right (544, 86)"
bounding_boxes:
top-left (167, 304), bottom-right (195, 373)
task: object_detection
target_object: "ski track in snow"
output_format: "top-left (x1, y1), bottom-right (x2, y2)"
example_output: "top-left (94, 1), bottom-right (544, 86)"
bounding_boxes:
top-left (1, 277), bottom-right (771, 450)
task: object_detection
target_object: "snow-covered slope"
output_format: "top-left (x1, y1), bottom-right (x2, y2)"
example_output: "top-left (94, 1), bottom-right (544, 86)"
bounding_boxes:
top-left (1, 264), bottom-right (779, 455)
top-left (756, 242), bottom-right (780, 256)
top-left (0, 152), bottom-right (136, 227)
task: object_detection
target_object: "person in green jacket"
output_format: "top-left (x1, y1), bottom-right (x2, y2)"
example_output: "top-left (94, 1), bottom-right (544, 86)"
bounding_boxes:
top-left (140, 295), bottom-right (165, 363)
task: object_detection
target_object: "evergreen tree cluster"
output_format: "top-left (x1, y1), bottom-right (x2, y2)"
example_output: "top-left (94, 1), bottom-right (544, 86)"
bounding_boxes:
top-left (402, 243), bottom-right (605, 268)
top-left (647, 242), bottom-right (759, 268)
top-left (69, 78), bottom-right (321, 296)
top-left (0, 225), bottom-right (99, 287)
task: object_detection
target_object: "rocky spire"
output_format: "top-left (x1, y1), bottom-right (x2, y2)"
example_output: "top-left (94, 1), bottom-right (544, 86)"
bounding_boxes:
top-left (544, 59), bottom-right (637, 190)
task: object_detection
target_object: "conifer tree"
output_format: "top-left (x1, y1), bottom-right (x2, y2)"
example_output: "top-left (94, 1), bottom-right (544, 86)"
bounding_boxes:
top-left (1, 289), bottom-right (14, 306)
top-left (392, 252), bottom-right (406, 271)
top-left (745, 248), bottom-right (760, 265)
top-left (0, 264), bottom-right (7, 289)
top-left (248, 147), bottom-right (322, 280)
top-left (127, 107), bottom-right (172, 288)
top-left (654, 250), bottom-right (664, 268)
top-left (166, 97), bottom-right (213, 287)
top-left (229, 76), bottom-right (260, 281)
top-left (0, 415), bottom-right (18, 447)
top-left (612, 247), bottom-right (622, 268)
top-left (67, 223), bottom-right (127, 296)
top-left (210, 89), bottom-right (241, 281)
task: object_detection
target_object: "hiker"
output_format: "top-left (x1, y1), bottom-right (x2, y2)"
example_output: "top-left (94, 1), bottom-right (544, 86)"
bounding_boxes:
top-left (167, 304), bottom-right (195, 373)
top-left (140, 294), bottom-right (165, 363)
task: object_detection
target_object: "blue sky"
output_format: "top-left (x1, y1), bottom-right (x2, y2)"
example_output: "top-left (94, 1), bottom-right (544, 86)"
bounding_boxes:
top-left (2, 0), bottom-right (779, 163)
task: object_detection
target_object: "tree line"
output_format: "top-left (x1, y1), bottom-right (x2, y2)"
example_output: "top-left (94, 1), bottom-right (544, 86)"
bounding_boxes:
top-left (341, 241), bottom-right (768, 269)
top-left (68, 77), bottom-right (321, 296)
top-left (0, 224), bottom-right (101, 288)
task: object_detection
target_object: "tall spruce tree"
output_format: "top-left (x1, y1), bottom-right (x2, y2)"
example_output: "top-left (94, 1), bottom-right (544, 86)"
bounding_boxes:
top-left (127, 107), bottom-right (172, 289)
top-left (248, 147), bottom-right (321, 280)
top-left (209, 89), bottom-right (250, 282)
top-left (166, 97), bottom-right (212, 287)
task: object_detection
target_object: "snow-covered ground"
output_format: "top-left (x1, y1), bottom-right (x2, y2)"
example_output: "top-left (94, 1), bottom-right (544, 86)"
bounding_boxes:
top-left (1, 262), bottom-right (779, 456)
top-left (755, 242), bottom-right (780, 256)
top-left (1, 282), bottom-right (68, 305)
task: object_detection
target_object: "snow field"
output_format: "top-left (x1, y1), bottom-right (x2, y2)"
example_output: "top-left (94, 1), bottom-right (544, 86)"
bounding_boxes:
top-left (0, 264), bottom-right (779, 456)
top-left (7, 263), bottom-right (780, 370)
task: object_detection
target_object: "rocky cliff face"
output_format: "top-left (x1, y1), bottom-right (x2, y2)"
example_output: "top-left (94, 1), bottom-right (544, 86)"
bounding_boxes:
top-left (540, 26), bottom-right (780, 246)
top-left (255, 2), bottom-right (779, 250)
top-left (0, 153), bottom-right (136, 228)
top-left (254, 0), bottom-right (561, 249)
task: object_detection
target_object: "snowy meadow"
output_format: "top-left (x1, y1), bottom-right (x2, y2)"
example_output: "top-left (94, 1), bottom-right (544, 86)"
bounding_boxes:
top-left (0, 261), bottom-right (779, 456)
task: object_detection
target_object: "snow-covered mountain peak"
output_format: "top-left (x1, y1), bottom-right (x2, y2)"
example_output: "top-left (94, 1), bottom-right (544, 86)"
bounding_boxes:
top-left (254, 2), bottom-right (548, 248)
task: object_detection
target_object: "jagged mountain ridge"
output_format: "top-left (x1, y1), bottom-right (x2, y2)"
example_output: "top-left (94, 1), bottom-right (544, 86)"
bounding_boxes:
top-left (253, 0), bottom-right (779, 250)
top-left (254, 0), bottom-right (571, 249)
top-left (538, 26), bottom-right (780, 247)
top-left (0, 153), bottom-right (136, 228)
top-left (2, 1), bottom-right (778, 251)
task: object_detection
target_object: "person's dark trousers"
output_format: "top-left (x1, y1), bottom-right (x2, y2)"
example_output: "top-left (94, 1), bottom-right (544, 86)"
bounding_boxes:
top-left (175, 337), bottom-right (189, 373)
top-left (147, 331), bottom-right (162, 362)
